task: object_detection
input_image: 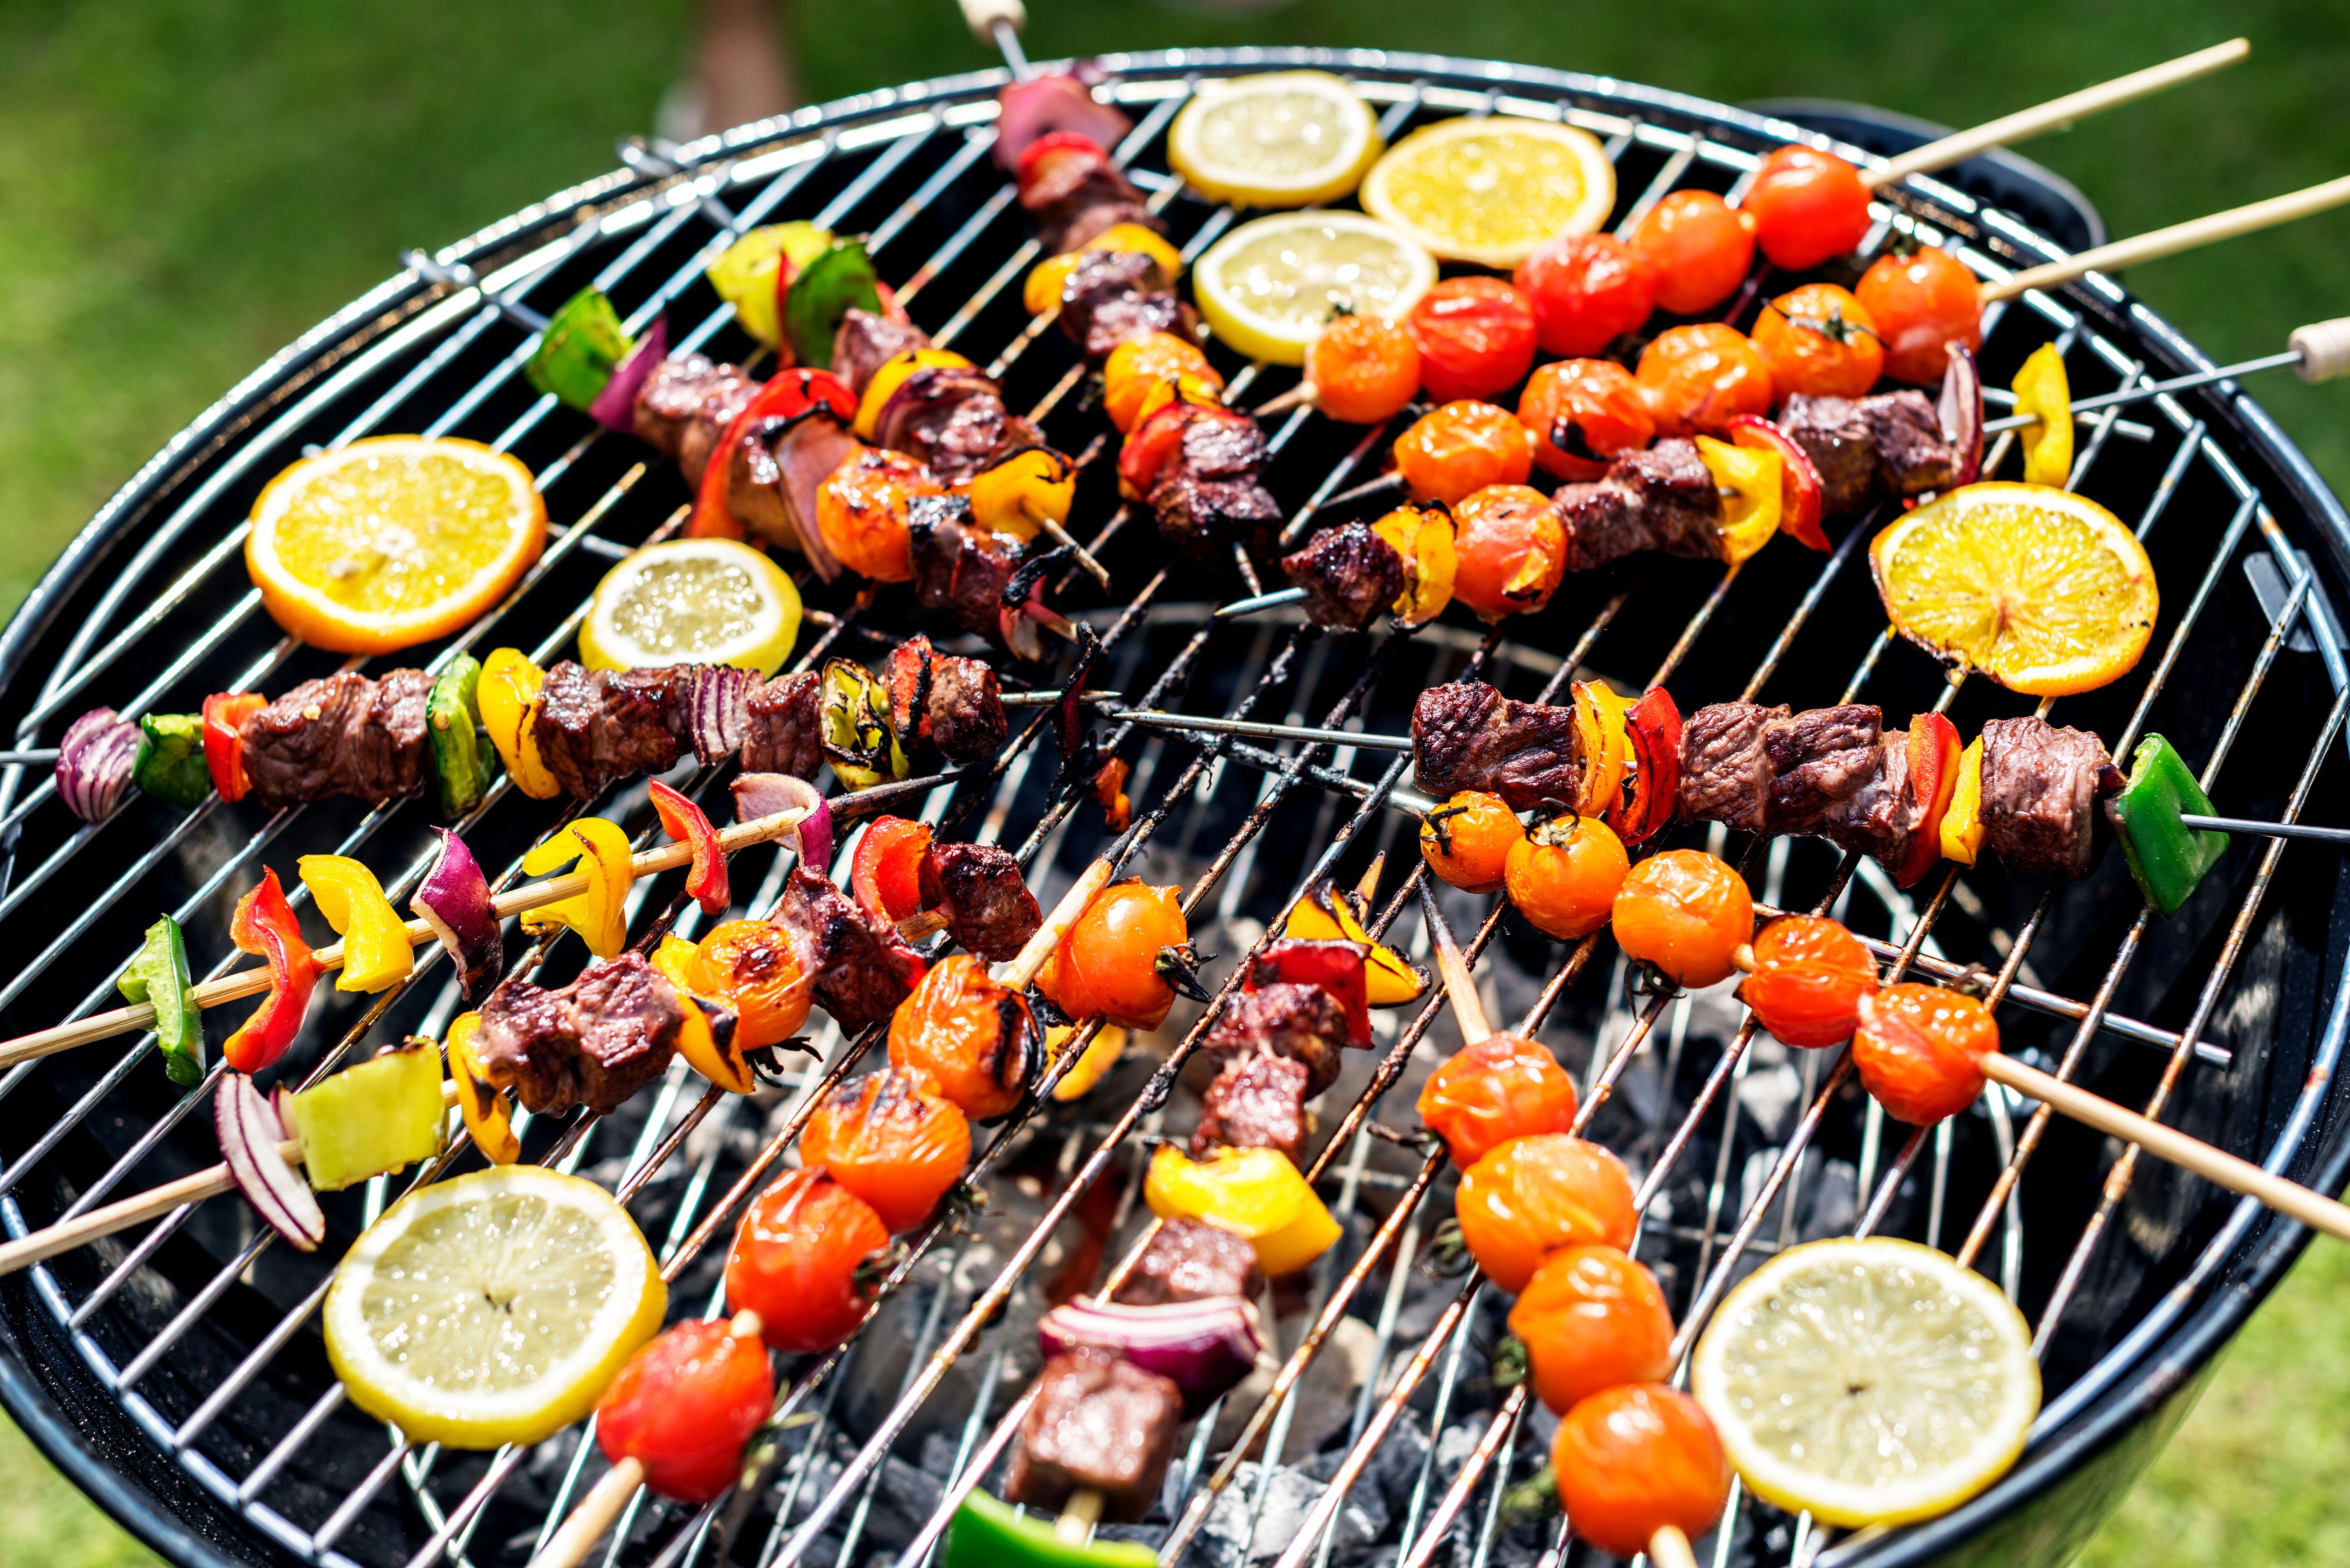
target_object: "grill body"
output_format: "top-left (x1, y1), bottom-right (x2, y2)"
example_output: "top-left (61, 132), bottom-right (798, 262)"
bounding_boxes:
top-left (0, 47), bottom-right (2346, 1568)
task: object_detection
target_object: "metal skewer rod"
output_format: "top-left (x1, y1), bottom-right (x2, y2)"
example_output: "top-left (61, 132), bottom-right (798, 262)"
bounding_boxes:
top-left (959, 0), bottom-right (1032, 80)
top-left (1216, 587), bottom-right (1309, 620)
top-left (1980, 174), bottom-right (2350, 304)
top-left (2180, 813), bottom-right (2350, 845)
top-left (1094, 705), bottom-right (1411, 753)
top-left (1983, 321), bottom-right (2350, 432)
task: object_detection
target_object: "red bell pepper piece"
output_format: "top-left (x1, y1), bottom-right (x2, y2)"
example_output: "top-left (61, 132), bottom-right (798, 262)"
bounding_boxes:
top-left (1246, 938), bottom-right (1371, 1049)
top-left (851, 816), bottom-right (933, 924)
top-left (1726, 415), bottom-right (1829, 552)
top-left (202, 692), bottom-right (267, 803)
top-left (688, 367), bottom-right (859, 540)
top-left (223, 868), bottom-right (320, 1074)
top-left (1893, 713), bottom-right (1963, 887)
top-left (1610, 687), bottom-right (1685, 846)
top-left (649, 779), bottom-right (731, 916)
top-left (1118, 399), bottom-right (1226, 502)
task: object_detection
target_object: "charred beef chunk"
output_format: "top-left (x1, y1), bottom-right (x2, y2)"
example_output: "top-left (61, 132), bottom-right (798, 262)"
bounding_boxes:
top-left (633, 354), bottom-right (756, 475)
top-left (476, 952), bottom-right (683, 1116)
top-left (908, 495), bottom-right (1022, 647)
top-left (1281, 521), bottom-right (1404, 631)
top-left (728, 408), bottom-right (859, 570)
top-left (1982, 717), bottom-right (2116, 881)
top-left (1019, 142), bottom-right (1155, 256)
top-left (532, 663), bottom-right (690, 799)
top-left (774, 865), bottom-right (918, 1032)
top-left (1763, 704), bottom-right (1885, 834)
top-left (1411, 682), bottom-right (1583, 813)
top-left (918, 841), bottom-right (1042, 963)
top-left (1774, 395), bottom-right (1880, 517)
top-left (1113, 1216), bottom-right (1267, 1306)
top-left (831, 307), bottom-right (931, 395)
top-left (1192, 1053), bottom-right (1313, 1165)
top-left (1778, 391), bottom-right (1960, 516)
top-left (1059, 250), bottom-right (1184, 361)
top-left (1818, 732), bottom-right (1917, 866)
top-left (1552, 440), bottom-right (1726, 573)
top-left (740, 672), bottom-right (822, 778)
top-left (888, 633), bottom-right (1009, 765)
top-left (1861, 390), bottom-right (1962, 498)
top-left (872, 367), bottom-right (1041, 485)
top-left (1676, 702), bottom-right (1778, 834)
top-left (1006, 1348), bottom-right (1184, 1523)
top-left (1677, 702), bottom-right (1944, 869)
top-left (239, 669), bottom-right (433, 809)
top-left (1205, 982), bottom-right (1348, 1095)
top-left (1152, 473), bottom-right (1283, 564)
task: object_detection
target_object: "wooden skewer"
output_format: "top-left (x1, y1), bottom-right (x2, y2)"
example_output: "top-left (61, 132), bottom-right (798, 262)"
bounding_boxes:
top-left (1647, 1526), bottom-right (1701, 1568)
top-left (1027, 504), bottom-right (1113, 590)
top-left (1980, 174), bottom-right (2350, 304)
top-left (1417, 879), bottom-right (1492, 1042)
top-left (997, 857), bottom-right (1116, 992)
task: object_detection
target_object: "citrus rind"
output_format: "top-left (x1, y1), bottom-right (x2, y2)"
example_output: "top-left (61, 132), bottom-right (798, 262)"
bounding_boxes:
top-left (577, 537), bottom-right (803, 676)
top-left (1193, 211), bottom-right (1436, 365)
top-left (1168, 71), bottom-right (1384, 208)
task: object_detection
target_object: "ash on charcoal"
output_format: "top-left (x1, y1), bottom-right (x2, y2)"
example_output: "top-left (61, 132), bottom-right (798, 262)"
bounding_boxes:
top-left (1209, 1315), bottom-right (1382, 1455)
top-left (1185, 1460), bottom-right (1388, 1568)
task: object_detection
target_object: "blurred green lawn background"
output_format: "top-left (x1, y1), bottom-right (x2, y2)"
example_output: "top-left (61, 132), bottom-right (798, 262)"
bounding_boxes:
top-left (5, 1), bottom-right (2350, 1563)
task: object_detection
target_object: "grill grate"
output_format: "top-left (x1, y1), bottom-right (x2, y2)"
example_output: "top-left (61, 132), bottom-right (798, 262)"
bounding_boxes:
top-left (2, 47), bottom-right (2348, 1568)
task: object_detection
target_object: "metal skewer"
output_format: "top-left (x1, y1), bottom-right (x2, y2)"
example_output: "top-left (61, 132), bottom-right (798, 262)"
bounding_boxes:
top-left (1983, 317), bottom-right (2350, 432)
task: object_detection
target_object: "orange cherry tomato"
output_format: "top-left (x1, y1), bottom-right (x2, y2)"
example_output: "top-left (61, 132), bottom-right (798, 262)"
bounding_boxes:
top-left (1104, 333), bottom-right (1223, 433)
top-left (800, 1065), bottom-right (973, 1232)
top-left (1504, 815), bottom-right (1630, 941)
top-left (1036, 880), bottom-right (1188, 1031)
top-left (691, 919), bottom-right (813, 1051)
top-left (1407, 277), bottom-right (1538, 403)
top-left (1855, 244), bottom-right (1983, 386)
top-left (1853, 982), bottom-right (2000, 1125)
top-left (1510, 1246), bottom-right (1675, 1415)
top-left (1611, 850), bottom-right (1753, 988)
top-left (1743, 145), bottom-right (1873, 271)
top-left (1514, 233), bottom-right (1656, 358)
top-left (597, 1319), bottom-right (776, 1504)
top-left (1454, 1133), bottom-right (1636, 1292)
top-left (1628, 190), bottom-right (1756, 317)
top-left (1417, 1031), bottom-right (1579, 1169)
top-left (1392, 401), bottom-right (1532, 507)
top-left (887, 954), bottom-right (1042, 1122)
top-left (817, 445), bottom-right (939, 582)
top-left (1752, 282), bottom-right (1884, 401)
top-left (1306, 314), bottom-right (1422, 424)
top-left (1739, 915), bottom-right (1878, 1048)
top-left (849, 816), bottom-right (933, 924)
top-left (1450, 484), bottom-right (1565, 620)
top-left (1519, 359), bottom-right (1656, 482)
top-left (1419, 790), bottom-right (1522, 895)
top-left (1552, 1384), bottom-right (1731, 1559)
top-left (1635, 323), bottom-right (1773, 438)
top-left (725, 1167), bottom-right (890, 1354)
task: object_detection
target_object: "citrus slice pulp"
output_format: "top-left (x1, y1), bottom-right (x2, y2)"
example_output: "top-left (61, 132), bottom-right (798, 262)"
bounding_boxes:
top-left (1169, 71), bottom-right (1383, 208)
top-left (245, 436), bottom-right (546, 654)
top-left (577, 537), bottom-right (804, 676)
top-left (1360, 116), bottom-right (1616, 269)
top-left (1690, 1236), bottom-right (2039, 1530)
top-left (1870, 482), bottom-right (2158, 695)
top-left (323, 1166), bottom-right (665, 1450)
top-left (1192, 211), bottom-right (1436, 365)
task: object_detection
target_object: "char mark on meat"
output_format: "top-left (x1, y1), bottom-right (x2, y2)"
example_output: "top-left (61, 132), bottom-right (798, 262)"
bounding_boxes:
top-left (1058, 249), bottom-right (1184, 361)
top-left (475, 952), bottom-right (683, 1116)
top-left (1818, 731), bottom-right (1915, 866)
top-left (1983, 716), bottom-right (2116, 881)
top-left (1774, 395), bottom-right (1880, 517)
top-left (774, 865), bottom-right (919, 1032)
top-left (1153, 474), bottom-right (1282, 564)
top-left (531, 662), bottom-right (690, 799)
top-left (1282, 521), bottom-right (1405, 631)
top-left (830, 307), bottom-right (932, 395)
top-left (1006, 1348), bottom-right (1185, 1523)
top-left (1778, 391), bottom-right (1960, 517)
top-left (740, 671), bottom-right (822, 779)
top-left (632, 353), bottom-right (755, 476)
top-left (1551, 438), bottom-right (1724, 573)
top-left (907, 495), bottom-right (1028, 649)
top-left (1205, 981), bottom-right (1348, 1095)
top-left (887, 633), bottom-right (1007, 764)
top-left (239, 669), bottom-right (433, 810)
top-left (919, 841), bottom-right (1041, 963)
top-left (871, 367), bottom-right (1030, 484)
top-left (1763, 704), bottom-right (1885, 834)
top-left (1192, 1052), bottom-right (1313, 1165)
top-left (1676, 702), bottom-right (1780, 834)
top-left (1411, 681), bottom-right (1583, 813)
top-left (1112, 1216), bottom-right (1267, 1306)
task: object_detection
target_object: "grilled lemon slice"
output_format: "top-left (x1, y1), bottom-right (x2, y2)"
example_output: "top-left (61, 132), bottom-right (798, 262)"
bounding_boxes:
top-left (577, 537), bottom-right (802, 676)
top-left (1193, 211), bottom-right (1435, 365)
top-left (1168, 71), bottom-right (1383, 208)
top-left (1360, 116), bottom-right (1615, 269)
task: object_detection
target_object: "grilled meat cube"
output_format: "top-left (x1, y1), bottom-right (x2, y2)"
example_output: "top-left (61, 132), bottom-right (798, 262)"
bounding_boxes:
top-left (1983, 717), bottom-right (2118, 881)
top-left (1205, 982), bottom-right (1348, 1096)
top-left (1411, 681), bottom-right (1584, 813)
top-left (1552, 439), bottom-right (1724, 573)
top-left (740, 671), bottom-right (822, 779)
top-left (1676, 702), bottom-right (1777, 834)
top-left (239, 669), bottom-right (432, 809)
top-left (1679, 700), bottom-right (1895, 840)
top-left (1019, 140), bottom-right (1155, 256)
top-left (1113, 1216), bottom-right (1267, 1307)
top-left (871, 367), bottom-right (1044, 485)
top-left (831, 307), bottom-right (931, 395)
top-left (632, 354), bottom-right (759, 485)
top-left (1060, 250), bottom-right (1185, 362)
top-left (476, 952), bottom-right (683, 1116)
top-left (1778, 391), bottom-right (1960, 516)
top-left (887, 634), bottom-right (1009, 764)
top-left (1152, 474), bottom-right (1283, 564)
top-left (1763, 704), bottom-right (1886, 834)
top-left (728, 407), bottom-right (859, 575)
top-left (1006, 1348), bottom-right (1185, 1523)
top-left (1773, 395), bottom-right (1877, 517)
top-left (1817, 732), bottom-right (1918, 867)
top-left (919, 841), bottom-right (1042, 963)
top-left (1192, 1053), bottom-right (1313, 1165)
top-left (774, 865), bottom-right (920, 1032)
top-left (1281, 521), bottom-right (1404, 631)
top-left (532, 663), bottom-right (689, 799)
top-left (908, 495), bottom-right (1022, 647)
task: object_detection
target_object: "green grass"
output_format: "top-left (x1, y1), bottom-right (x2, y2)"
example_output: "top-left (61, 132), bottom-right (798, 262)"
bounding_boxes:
top-left (4, 1), bottom-right (2350, 1563)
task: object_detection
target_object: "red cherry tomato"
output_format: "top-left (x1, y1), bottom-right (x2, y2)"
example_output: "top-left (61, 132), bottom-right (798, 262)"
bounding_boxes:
top-left (1392, 402), bottom-right (1533, 506)
top-left (799, 1065), bottom-right (973, 1232)
top-left (1455, 1133), bottom-right (1637, 1292)
top-left (887, 954), bottom-right (1042, 1122)
top-left (1853, 982), bottom-right (2000, 1124)
top-left (1514, 234), bottom-right (1656, 358)
top-left (1635, 324), bottom-right (1773, 438)
top-left (1036, 880), bottom-right (1187, 1031)
top-left (1504, 814), bottom-right (1631, 940)
top-left (1416, 1031), bottom-right (1580, 1169)
top-left (725, 1168), bottom-right (890, 1354)
top-left (1510, 1247), bottom-right (1674, 1415)
top-left (850, 817), bottom-right (933, 924)
top-left (1552, 1384), bottom-right (1731, 1559)
top-left (1628, 190), bottom-right (1756, 317)
top-left (1306, 314), bottom-right (1422, 424)
top-left (1612, 850), bottom-right (1754, 988)
top-left (1854, 245), bottom-right (1983, 386)
top-left (597, 1320), bottom-right (775, 1503)
top-left (1519, 360), bottom-right (1656, 482)
top-left (1751, 282), bottom-right (1885, 400)
top-left (1407, 277), bottom-right (1538, 403)
top-left (1743, 145), bottom-right (1874, 271)
top-left (1739, 915), bottom-right (1878, 1047)
top-left (1419, 790), bottom-right (1522, 896)
top-left (1451, 484), bottom-right (1565, 620)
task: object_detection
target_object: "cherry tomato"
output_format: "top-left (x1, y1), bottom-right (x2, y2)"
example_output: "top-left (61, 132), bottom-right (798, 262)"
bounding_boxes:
top-left (1635, 324), bottom-right (1773, 438)
top-left (1854, 245), bottom-right (1983, 386)
top-left (1392, 402), bottom-right (1533, 506)
top-left (725, 1167), bottom-right (890, 1354)
top-left (1307, 314), bottom-right (1422, 424)
top-left (1628, 190), bottom-right (1756, 317)
top-left (817, 445), bottom-right (940, 583)
top-left (1514, 233), bottom-right (1656, 358)
top-left (1740, 915), bottom-right (1879, 1048)
top-left (1103, 332), bottom-right (1223, 433)
top-left (1752, 282), bottom-right (1884, 401)
top-left (597, 1320), bottom-right (775, 1504)
top-left (692, 919), bottom-right (813, 1051)
top-left (1552, 1384), bottom-right (1731, 1559)
top-left (1853, 982), bottom-right (1999, 1125)
top-left (1417, 1031), bottom-right (1579, 1169)
top-left (850, 817), bottom-right (933, 924)
top-left (1510, 1247), bottom-right (1674, 1415)
top-left (1419, 790), bottom-right (1522, 895)
top-left (1611, 850), bottom-right (1754, 988)
top-left (1504, 815), bottom-right (1630, 941)
top-left (1455, 1133), bottom-right (1636, 1292)
top-left (1036, 880), bottom-right (1188, 1031)
top-left (1451, 484), bottom-right (1565, 621)
top-left (888, 954), bottom-right (1042, 1122)
top-left (800, 1065), bottom-right (973, 1232)
top-left (1407, 277), bottom-right (1539, 403)
top-left (1743, 145), bottom-right (1873, 271)
top-left (1519, 360), bottom-right (1656, 482)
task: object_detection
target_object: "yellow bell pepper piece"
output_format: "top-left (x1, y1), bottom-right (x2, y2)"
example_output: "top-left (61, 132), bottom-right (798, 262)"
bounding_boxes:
top-left (1047, 1023), bottom-right (1128, 1101)
top-left (1693, 435), bottom-right (1784, 567)
top-left (1372, 504), bottom-right (1458, 628)
top-left (650, 936), bottom-right (760, 1094)
top-left (1283, 880), bottom-right (1428, 1007)
top-left (520, 817), bottom-right (636, 959)
top-left (446, 1011), bottom-right (520, 1166)
top-left (297, 854), bottom-right (415, 993)
top-left (1022, 223), bottom-right (1185, 316)
top-left (1144, 1145), bottom-right (1341, 1277)
top-left (963, 448), bottom-right (1077, 543)
top-left (853, 347), bottom-right (978, 440)
top-left (2012, 342), bottom-right (2074, 490)
top-left (1939, 737), bottom-right (1987, 866)
top-left (1571, 683), bottom-right (1636, 820)
top-left (286, 1037), bottom-right (446, 1190)
top-left (478, 649), bottom-right (561, 800)
top-left (705, 221), bottom-right (835, 349)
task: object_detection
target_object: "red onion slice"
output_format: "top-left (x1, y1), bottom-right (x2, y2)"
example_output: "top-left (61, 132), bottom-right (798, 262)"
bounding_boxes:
top-left (993, 71), bottom-right (1134, 171)
top-left (732, 772), bottom-right (832, 870)
top-left (688, 666), bottom-right (753, 763)
top-left (214, 1072), bottom-right (325, 1251)
top-left (1938, 342), bottom-right (1984, 489)
top-left (56, 707), bottom-right (141, 824)
top-left (588, 317), bottom-right (668, 432)
top-left (411, 828), bottom-right (503, 1004)
top-left (1038, 1294), bottom-right (1263, 1416)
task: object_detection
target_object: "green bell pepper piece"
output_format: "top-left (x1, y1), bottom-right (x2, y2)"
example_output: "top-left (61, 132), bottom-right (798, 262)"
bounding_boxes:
top-left (784, 240), bottom-right (884, 371)
top-left (132, 712), bottom-right (211, 808)
top-left (117, 915), bottom-right (204, 1086)
top-left (426, 653), bottom-right (496, 818)
top-left (944, 1492), bottom-right (1157, 1568)
top-left (526, 287), bottom-right (634, 411)
top-left (2109, 734), bottom-right (2229, 919)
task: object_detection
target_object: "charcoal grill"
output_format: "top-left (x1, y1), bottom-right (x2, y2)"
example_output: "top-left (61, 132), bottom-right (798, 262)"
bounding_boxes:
top-left (4, 45), bottom-right (2350, 1568)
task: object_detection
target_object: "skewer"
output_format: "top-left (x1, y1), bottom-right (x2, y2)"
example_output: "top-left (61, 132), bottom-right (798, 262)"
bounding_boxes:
top-left (1095, 706), bottom-right (1408, 753)
top-left (1032, 510), bottom-right (1113, 589)
top-left (1980, 175), bottom-right (2350, 305)
top-left (1983, 316), bottom-right (2350, 432)
top-left (959, 0), bottom-right (1031, 81)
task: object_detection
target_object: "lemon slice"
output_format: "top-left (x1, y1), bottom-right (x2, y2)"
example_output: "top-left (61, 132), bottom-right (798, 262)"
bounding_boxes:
top-left (577, 537), bottom-right (804, 676)
top-left (1692, 1236), bottom-right (2039, 1530)
top-left (1192, 211), bottom-right (1436, 365)
top-left (323, 1167), bottom-right (665, 1450)
top-left (1869, 482), bottom-right (2157, 695)
top-left (1169, 71), bottom-right (1384, 208)
top-left (1360, 116), bottom-right (1616, 269)
top-left (247, 436), bottom-right (546, 655)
